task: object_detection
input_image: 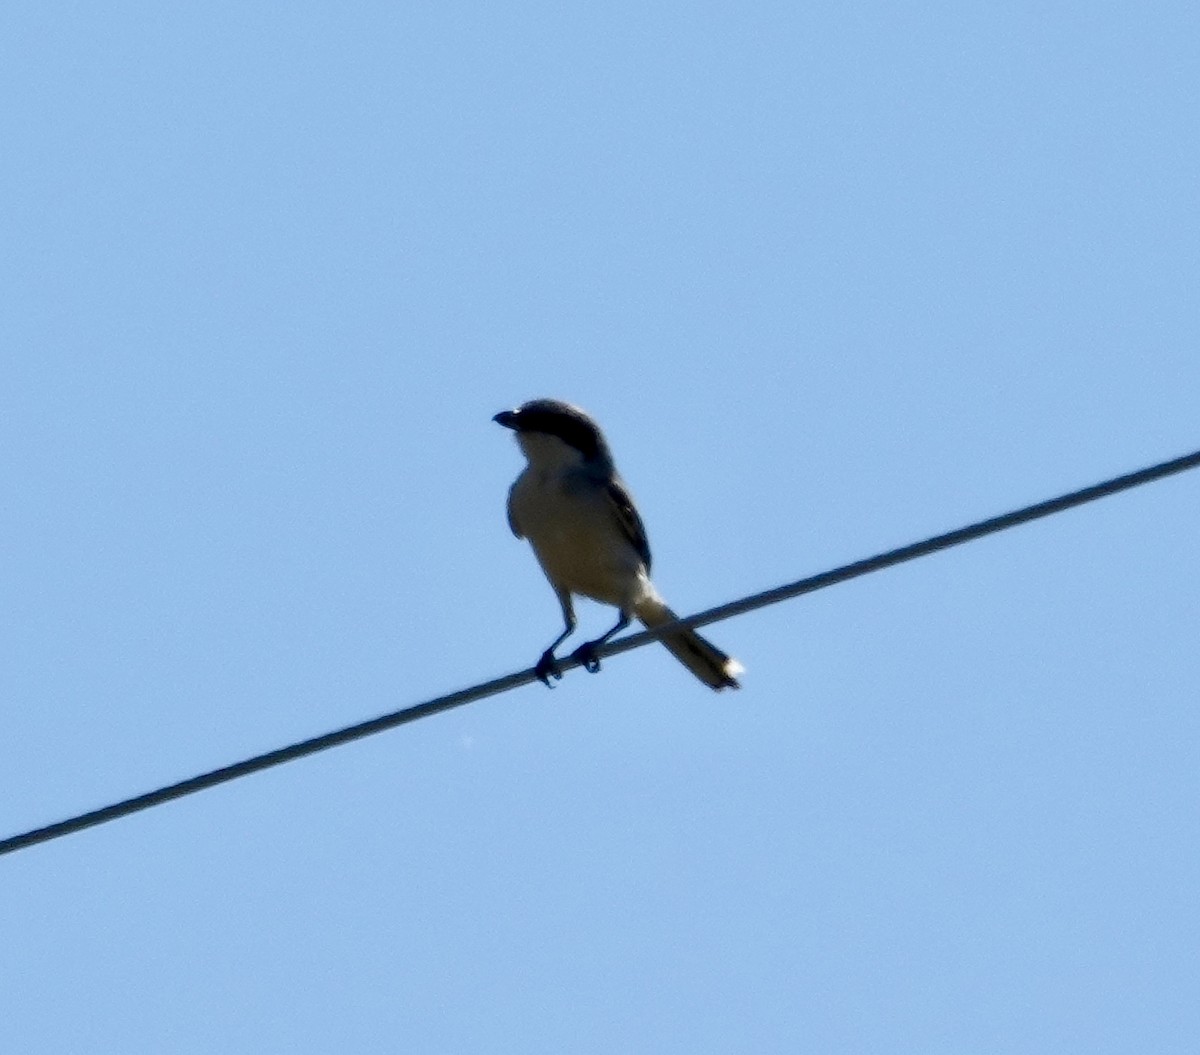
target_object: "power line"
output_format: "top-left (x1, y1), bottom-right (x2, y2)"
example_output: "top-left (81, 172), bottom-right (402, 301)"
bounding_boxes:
top-left (609, 446), bottom-right (1200, 650)
top-left (2, 447), bottom-right (1197, 859)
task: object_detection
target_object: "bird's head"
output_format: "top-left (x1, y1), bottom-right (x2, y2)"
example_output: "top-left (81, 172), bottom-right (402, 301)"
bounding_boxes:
top-left (493, 399), bottom-right (613, 469)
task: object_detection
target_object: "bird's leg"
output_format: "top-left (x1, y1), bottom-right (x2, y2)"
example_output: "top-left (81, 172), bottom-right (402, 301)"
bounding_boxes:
top-left (570, 611), bottom-right (631, 674)
top-left (536, 594), bottom-right (576, 687)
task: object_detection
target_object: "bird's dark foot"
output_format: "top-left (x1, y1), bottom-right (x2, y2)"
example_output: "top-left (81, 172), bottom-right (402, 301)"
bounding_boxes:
top-left (571, 641), bottom-right (603, 674)
top-left (535, 650), bottom-right (563, 687)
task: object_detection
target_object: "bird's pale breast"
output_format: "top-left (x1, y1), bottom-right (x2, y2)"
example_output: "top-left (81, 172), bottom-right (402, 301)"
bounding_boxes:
top-left (509, 469), bottom-right (648, 608)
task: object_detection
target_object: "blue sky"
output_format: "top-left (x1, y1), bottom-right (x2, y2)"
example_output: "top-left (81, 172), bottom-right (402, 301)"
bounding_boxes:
top-left (3, 2), bottom-right (1198, 1052)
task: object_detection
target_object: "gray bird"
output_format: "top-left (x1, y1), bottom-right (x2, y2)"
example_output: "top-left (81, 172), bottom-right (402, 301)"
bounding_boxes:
top-left (494, 399), bottom-right (743, 690)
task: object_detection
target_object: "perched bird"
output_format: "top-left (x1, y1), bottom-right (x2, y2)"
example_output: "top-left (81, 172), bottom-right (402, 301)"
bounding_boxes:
top-left (494, 399), bottom-right (742, 690)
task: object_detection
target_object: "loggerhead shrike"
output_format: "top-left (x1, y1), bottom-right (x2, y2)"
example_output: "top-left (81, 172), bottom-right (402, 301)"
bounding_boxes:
top-left (494, 399), bottom-right (743, 690)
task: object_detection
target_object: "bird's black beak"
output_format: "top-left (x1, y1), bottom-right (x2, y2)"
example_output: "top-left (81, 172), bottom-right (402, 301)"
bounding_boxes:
top-left (493, 410), bottom-right (519, 430)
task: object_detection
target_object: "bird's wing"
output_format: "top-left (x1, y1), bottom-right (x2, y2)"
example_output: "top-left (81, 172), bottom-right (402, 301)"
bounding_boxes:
top-left (605, 476), bottom-right (652, 571)
top-left (505, 484), bottom-right (524, 539)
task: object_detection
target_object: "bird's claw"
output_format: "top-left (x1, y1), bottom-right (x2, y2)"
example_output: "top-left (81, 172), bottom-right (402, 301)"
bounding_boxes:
top-left (571, 642), bottom-right (602, 674)
top-left (535, 650), bottom-right (563, 688)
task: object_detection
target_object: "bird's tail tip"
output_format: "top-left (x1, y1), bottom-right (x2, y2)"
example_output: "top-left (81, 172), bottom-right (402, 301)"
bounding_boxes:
top-left (720, 657), bottom-right (745, 691)
top-left (638, 600), bottom-right (744, 691)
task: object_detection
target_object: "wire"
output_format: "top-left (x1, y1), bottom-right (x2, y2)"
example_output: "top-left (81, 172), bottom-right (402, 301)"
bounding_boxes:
top-left (2, 447), bottom-right (1198, 858)
top-left (607, 446), bottom-right (1200, 651)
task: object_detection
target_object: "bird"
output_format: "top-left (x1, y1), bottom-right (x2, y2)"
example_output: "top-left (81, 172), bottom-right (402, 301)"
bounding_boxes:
top-left (493, 398), bottom-right (742, 690)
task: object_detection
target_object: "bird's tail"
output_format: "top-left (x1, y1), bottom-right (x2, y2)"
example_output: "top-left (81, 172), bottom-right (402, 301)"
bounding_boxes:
top-left (635, 598), bottom-right (743, 691)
